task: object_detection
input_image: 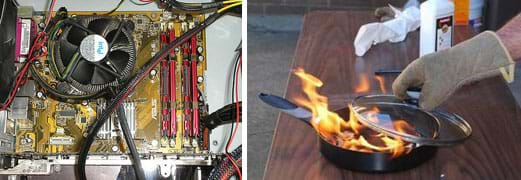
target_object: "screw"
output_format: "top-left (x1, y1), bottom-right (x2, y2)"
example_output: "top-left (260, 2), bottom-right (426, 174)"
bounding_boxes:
top-left (54, 165), bottom-right (62, 173)
top-left (38, 22), bottom-right (46, 29)
top-left (212, 140), bottom-right (218, 146)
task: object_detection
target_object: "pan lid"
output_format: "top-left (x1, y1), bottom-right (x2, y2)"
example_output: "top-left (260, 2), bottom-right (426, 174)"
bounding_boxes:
top-left (351, 95), bottom-right (472, 146)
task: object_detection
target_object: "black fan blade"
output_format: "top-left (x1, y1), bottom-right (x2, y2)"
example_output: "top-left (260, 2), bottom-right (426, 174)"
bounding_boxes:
top-left (91, 66), bottom-right (116, 85)
top-left (59, 40), bottom-right (78, 66)
top-left (71, 59), bottom-right (95, 85)
top-left (108, 50), bottom-right (130, 72)
top-left (66, 26), bottom-right (88, 46)
top-left (88, 18), bottom-right (119, 36)
top-left (105, 30), bottom-right (129, 47)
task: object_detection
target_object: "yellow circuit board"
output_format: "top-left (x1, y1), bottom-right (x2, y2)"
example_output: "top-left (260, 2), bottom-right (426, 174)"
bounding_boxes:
top-left (15, 11), bottom-right (208, 154)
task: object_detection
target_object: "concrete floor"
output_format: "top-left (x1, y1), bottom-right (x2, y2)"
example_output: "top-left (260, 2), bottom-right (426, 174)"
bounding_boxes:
top-left (247, 15), bottom-right (302, 180)
top-left (247, 14), bottom-right (521, 180)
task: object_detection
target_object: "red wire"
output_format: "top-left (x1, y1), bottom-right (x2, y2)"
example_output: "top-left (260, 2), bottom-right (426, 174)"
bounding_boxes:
top-left (225, 55), bottom-right (242, 180)
top-left (45, 0), bottom-right (57, 27)
top-left (1, 32), bottom-right (48, 110)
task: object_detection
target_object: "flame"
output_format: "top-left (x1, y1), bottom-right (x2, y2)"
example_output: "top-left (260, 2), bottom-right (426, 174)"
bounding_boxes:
top-left (375, 76), bottom-right (387, 94)
top-left (293, 68), bottom-right (414, 158)
top-left (354, 74), bottom-right (370, 93)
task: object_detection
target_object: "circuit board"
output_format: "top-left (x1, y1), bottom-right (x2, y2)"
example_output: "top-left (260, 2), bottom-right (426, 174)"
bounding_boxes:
top-left (12, 11), bottom-right (209, 154)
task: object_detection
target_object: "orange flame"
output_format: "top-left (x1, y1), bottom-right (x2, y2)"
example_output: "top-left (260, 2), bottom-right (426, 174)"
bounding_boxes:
top-left (375, 76), bottom-right (386, 94)
top-left (354, 74), bottom-right (370, 93)
top-left (293, 68), bottom-right (414, 158)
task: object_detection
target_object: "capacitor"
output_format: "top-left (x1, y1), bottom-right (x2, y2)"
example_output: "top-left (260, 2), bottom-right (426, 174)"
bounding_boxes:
top-left (150, 69), bottom-right (158, 78)
top-left (36, 91), bottom-right (45, 99)
top-left (151, 140), bottom-right (159, 147)
top-left (111, 145), bottom-right (119, 152)
top-left (170, 139), bottom-right (176, 147)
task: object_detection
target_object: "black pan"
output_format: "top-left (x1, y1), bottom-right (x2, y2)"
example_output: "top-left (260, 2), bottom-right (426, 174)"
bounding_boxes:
top-left (259, 93), bottom-right (436, 173)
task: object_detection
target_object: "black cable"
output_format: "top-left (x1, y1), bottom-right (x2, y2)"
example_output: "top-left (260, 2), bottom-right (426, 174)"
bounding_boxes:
top-left (76, 12), bottom-right (223, 180)
top-left (231, 53), bottom-right (238, 102)
top-left (202, 102), bottom-right (241, 130)
top-left (208, 145), bottom-right (242, 179)
top-left (162, 0), bottom-right (223, 12)
top-left (116, 104), bottom-right (146, 180)
top-left (105, 0), bottom-right (125, 15)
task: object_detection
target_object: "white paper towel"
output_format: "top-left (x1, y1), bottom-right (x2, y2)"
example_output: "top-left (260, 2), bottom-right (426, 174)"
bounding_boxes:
top-left (354, 6), bottom-right (421, 56)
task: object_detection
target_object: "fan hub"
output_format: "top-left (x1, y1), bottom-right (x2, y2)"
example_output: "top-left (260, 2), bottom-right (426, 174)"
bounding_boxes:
top-left (80, 34), bottom-right (109, 63)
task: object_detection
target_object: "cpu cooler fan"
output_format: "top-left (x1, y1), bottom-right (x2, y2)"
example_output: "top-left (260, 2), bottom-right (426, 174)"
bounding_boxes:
top-left (49, 16), bottom-right (136, 96)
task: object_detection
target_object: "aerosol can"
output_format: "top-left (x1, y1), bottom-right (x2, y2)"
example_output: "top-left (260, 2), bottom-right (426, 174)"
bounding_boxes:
top-left (420, 0), bottom-right (454, 56)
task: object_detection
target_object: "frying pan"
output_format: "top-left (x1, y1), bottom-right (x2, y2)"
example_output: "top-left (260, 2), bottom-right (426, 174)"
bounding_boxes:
top-left (258, 93), bottom-right (437, 172)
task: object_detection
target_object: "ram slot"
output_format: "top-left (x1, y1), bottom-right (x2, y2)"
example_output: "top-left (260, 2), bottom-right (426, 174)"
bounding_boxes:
top-left (169, 27), bottom-right (177, 139)
top-left (182, 45), bottom-right (192, 138)
top-left (160, 28), bottom-right (170, 138)
top-left (190, 35), bottom-right (200, 137)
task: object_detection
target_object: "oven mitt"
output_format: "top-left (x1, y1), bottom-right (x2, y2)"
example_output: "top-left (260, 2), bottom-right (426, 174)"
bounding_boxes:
top-left (392, 31), bottom-right (514, 110)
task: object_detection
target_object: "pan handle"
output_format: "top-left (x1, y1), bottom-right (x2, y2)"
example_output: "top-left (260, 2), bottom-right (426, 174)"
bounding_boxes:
top-left (258, 93), bottom-right (312, 125)
top-left (405, 87), bottom-right (421, 106)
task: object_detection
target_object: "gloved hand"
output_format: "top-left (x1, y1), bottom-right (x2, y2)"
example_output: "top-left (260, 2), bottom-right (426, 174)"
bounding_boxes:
top-left (392, 31), bottom-right (514, 110)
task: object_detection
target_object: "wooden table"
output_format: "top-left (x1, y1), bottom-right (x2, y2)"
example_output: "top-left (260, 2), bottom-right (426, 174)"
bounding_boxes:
top-left (264, 11), bottom-right (521, 180)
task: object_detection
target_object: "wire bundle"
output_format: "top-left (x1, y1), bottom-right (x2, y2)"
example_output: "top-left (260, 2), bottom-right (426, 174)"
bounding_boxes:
top-left (0, 0), bottom-right (56, 110)
top-left (162, 0), bottom-right (241, 12)
top-left (208, 145), bottom-right (242, 180)
top-left (223, 51), bottom-right (242, 179)
top-left (0, 32), bottom-right (48, 110)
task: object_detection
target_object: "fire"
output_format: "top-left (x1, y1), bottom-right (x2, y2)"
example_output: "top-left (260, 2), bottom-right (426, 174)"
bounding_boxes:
top-left (293, 68), bottom-right (414, 158)
top-left (354, 74), bottom-right (370, 93)
top-left (375, 76), bottom-right (386, 94)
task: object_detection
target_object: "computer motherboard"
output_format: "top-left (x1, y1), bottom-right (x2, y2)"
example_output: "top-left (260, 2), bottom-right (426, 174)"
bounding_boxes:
top-left (14, 11), bottom-right (209, 154)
